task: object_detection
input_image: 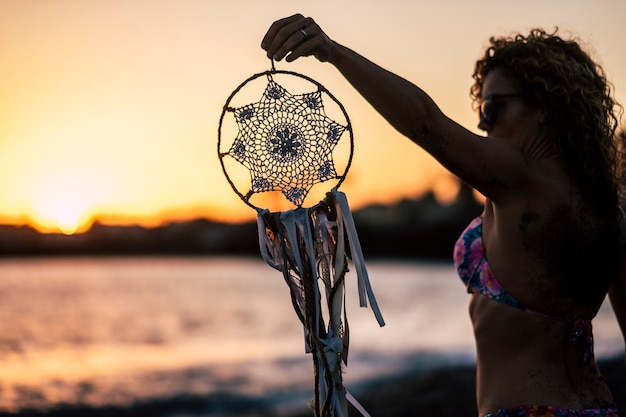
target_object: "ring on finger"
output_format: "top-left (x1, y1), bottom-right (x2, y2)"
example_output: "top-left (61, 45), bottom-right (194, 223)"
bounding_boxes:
top-left (299, 28), bottom-right (308, 38)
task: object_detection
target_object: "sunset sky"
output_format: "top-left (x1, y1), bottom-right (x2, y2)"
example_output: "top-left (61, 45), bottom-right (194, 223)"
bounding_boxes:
top-left (1, 1), bottom-right (624, 234)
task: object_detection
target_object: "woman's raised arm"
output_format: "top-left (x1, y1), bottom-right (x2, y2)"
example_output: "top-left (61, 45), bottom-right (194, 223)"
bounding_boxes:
top-left (261, 14), bottom-right (535, 203)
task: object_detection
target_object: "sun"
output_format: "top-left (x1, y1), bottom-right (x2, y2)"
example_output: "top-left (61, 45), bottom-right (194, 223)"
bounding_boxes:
top-left (55, 208), bottom-right (84, 235)
top-left (29, 201), bottom-right (92, 235)
top-left (26, 180), bottom-right (94, 235)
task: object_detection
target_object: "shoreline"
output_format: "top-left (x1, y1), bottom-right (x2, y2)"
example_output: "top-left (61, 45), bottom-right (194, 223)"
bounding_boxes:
top-left (1, 357), bottom-right (622, 417)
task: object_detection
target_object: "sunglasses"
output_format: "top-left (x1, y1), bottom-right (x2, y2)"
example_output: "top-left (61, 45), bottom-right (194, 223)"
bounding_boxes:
top-left (479, 93), bottom-right (526, 127)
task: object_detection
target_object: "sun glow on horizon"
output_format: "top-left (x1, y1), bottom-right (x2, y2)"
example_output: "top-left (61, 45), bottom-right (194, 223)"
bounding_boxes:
top-left (25, 177), bottom-right (96, 235)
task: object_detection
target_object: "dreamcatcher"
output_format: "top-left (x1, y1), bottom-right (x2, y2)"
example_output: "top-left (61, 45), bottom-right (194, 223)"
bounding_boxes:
top-left (217, 62), bottom-right (385, 417)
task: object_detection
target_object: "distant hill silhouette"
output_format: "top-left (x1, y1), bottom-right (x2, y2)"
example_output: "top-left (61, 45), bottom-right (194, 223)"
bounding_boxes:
top-left (0, 183), bottom-right (483, 259)
top-left (354, 182), bottom-right (483, 259)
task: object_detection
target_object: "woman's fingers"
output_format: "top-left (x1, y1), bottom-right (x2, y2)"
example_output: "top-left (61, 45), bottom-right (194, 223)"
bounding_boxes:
top-left (261, 14), bottom-right (327, 62)
top-left (261, 14), bottom-right (301, 51)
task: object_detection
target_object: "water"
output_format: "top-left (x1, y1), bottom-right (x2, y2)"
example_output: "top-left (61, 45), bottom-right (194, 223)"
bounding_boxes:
top-left (0, 257), bottom-right (622, 415)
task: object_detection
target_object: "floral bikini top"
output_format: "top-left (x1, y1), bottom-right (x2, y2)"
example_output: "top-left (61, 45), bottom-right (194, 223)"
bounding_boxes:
top-left (453, 216), bottom-right (595, 365)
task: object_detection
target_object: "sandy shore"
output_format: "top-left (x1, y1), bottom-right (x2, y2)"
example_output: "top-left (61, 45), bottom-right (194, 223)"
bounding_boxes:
top-left (289, 357), bottom-right (625, 417)
top-left (0, 357), bottom-right (622, 417)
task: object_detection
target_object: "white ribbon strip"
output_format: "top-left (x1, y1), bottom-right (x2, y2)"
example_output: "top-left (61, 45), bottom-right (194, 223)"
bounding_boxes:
top-left (346, 390), bottom-right (372, 417)
top-left (332, 189), bottom-right (385, 327)
top-left (256, 209), bottom-right (283, 271)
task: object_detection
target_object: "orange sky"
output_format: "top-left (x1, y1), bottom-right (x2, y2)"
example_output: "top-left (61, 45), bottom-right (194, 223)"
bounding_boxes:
top-left (1, 0), bottom-right (624, 233)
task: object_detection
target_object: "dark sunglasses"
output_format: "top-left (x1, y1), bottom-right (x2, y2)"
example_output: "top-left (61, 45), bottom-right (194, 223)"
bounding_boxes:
top-left (479, 93), bottom-right (526, 126)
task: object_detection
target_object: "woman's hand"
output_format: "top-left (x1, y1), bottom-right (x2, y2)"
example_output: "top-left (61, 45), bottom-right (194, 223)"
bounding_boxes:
top-left (261, 14), bottom-right (333, 63)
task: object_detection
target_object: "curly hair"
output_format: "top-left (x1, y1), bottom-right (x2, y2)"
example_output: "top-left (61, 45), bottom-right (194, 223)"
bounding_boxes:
top-left (470, 28), bottom-right (623, 213)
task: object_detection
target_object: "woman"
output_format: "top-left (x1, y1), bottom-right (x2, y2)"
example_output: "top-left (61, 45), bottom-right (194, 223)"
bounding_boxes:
top-left (262, 15), bottom-right (626, 416)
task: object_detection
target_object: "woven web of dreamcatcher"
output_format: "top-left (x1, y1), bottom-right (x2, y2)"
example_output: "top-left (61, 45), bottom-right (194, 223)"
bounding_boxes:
top-left (219, 69), bottom-right (352, 209)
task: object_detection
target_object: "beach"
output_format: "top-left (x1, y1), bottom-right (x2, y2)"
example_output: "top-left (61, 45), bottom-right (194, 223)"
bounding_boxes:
top-left (0, 357), bottom-right (622, 416)
top-left (335, 357), bottom-right (626, 417)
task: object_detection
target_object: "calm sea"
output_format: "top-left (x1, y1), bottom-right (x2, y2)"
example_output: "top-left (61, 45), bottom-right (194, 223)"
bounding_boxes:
top-left (0, 257), bottom-right (622, 415)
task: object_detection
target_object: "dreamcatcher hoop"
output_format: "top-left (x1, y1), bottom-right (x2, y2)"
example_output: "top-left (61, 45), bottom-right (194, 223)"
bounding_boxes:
top-left (217, 62), bottom-right (383, 417)
top-left (218, 63), bottom-right (354, 210)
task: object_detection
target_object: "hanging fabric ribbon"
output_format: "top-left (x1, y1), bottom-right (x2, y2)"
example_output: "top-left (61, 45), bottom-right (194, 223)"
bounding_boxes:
top-left (257, 188), bottom-right (384, 417)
